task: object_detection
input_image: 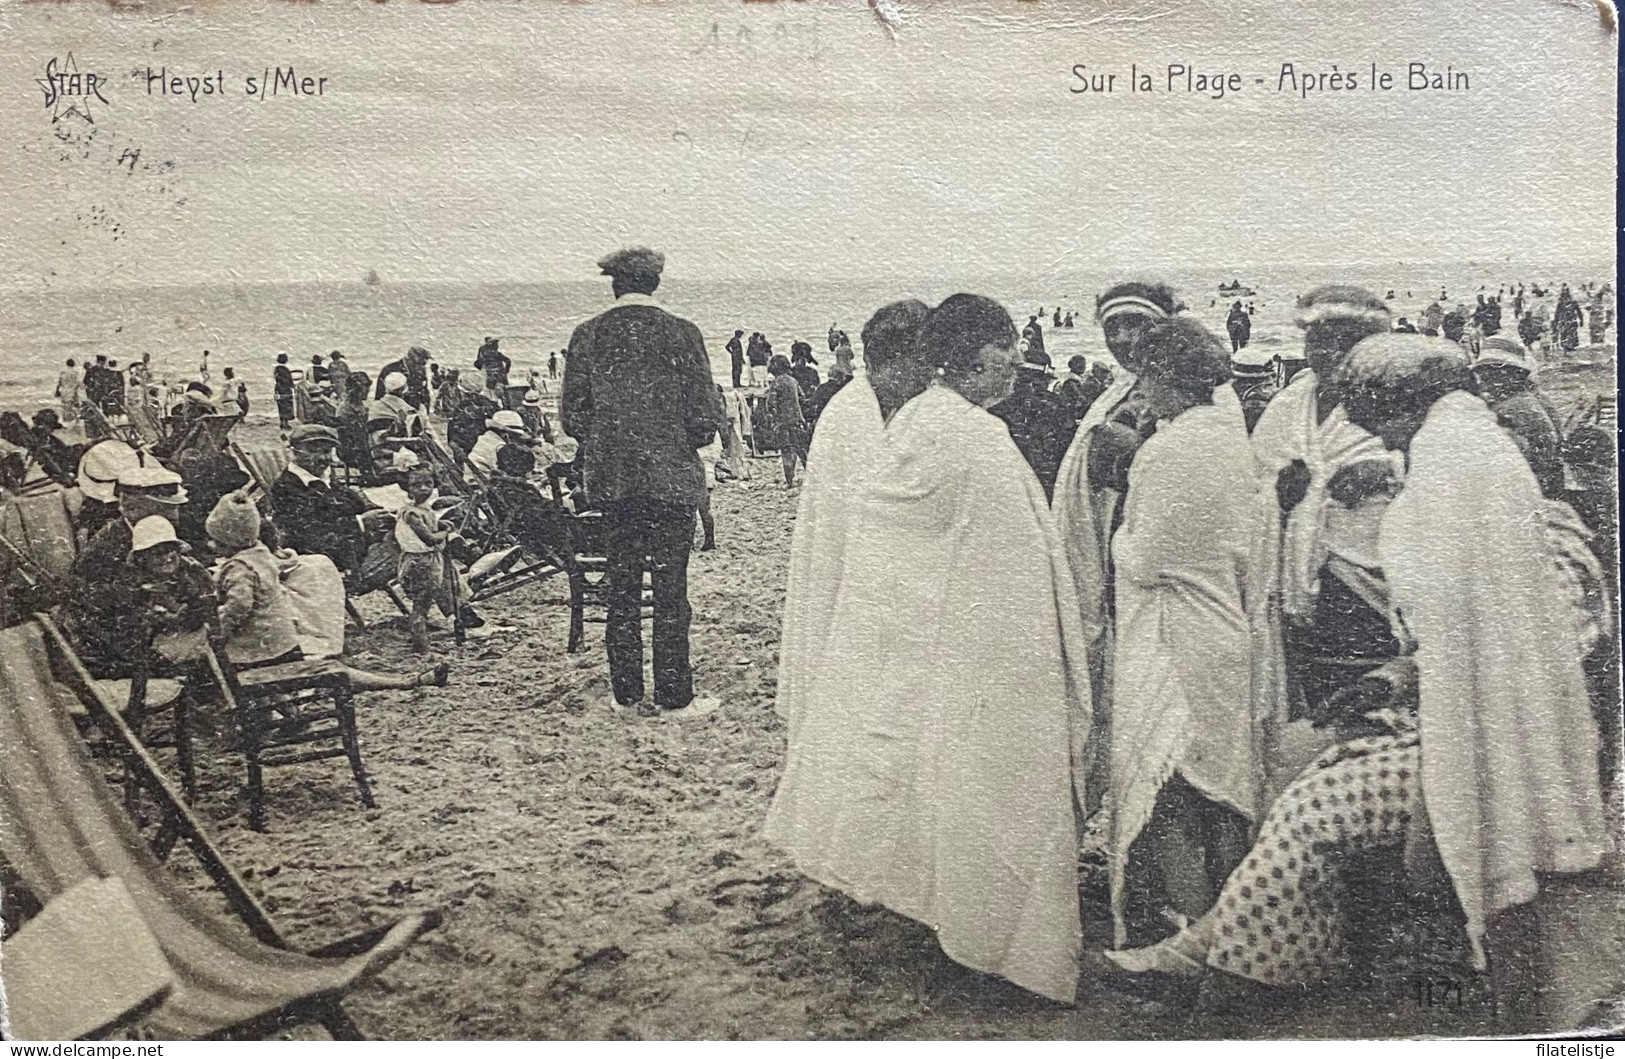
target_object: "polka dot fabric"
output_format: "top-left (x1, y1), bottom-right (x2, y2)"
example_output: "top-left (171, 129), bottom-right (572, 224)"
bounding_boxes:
top-left (1206, 732), bottom-right (1420, 985)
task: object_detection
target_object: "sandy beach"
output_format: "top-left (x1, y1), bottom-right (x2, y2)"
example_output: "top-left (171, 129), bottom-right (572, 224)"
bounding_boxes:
top-left (160, 356), bottom-right (1615, 1038)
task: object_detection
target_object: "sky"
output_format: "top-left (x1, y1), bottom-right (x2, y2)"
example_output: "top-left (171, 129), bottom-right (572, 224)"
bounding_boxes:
top-left (2, 0), bottom-right (1616, 289)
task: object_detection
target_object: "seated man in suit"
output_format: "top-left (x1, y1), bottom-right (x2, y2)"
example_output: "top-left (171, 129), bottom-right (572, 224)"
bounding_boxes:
top-left (268, 424), bottom-right (390, 576)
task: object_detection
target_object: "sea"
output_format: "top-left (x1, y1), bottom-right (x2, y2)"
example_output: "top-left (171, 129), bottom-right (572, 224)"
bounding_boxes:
top-left (0, 261), bottom-right (1611, 410)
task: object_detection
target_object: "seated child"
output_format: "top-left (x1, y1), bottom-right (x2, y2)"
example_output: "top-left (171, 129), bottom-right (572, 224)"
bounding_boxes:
top-left (127, 515), bottom-right (218, 670)
top-left (204, 491), bottom-right (449, 687)
top-left (206, 491), bottom-right (302, 667)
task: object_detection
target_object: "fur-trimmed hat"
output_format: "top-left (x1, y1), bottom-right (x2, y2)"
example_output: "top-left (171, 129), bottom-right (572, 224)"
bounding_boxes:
top-left (1475, 335), bottom-right (1535, 374)
top-left (1294, 285), bottom-right (1391, 328)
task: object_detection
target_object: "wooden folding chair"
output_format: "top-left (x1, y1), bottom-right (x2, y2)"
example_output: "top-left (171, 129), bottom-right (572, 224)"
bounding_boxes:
top-left (9, 618), bottom-right (440, 1040)
top-left (201, 646), bottom-right (375, 832)
top-left (542, 466), bottom-right (653, 654)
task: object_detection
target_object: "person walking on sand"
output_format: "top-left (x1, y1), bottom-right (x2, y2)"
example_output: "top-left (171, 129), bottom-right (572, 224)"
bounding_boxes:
top-left (765, 354), bottom-right (808, 487)
top-left (56, 358), bottom-right (84, 424)
top-left (1226, 299), bottom-right (1251, 353)
top-left (746, 332), bottom-right (770, 387)
top-left (563, 247), bottom-right (727, 717)
top-left (726, 329), bottom-right (746, 388)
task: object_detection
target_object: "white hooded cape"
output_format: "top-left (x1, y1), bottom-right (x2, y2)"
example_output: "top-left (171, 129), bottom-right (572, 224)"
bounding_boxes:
top-left (1380, 392), bottom-right (1609, 966)
top-left (1105, 399), bottom-right (1260, 946)
top-left (766, 382), bottom-right (1090, 1003)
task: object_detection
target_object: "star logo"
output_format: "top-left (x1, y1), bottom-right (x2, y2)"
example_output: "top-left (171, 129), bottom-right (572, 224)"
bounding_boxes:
top-left (38, 54), bottom-right (110, 124)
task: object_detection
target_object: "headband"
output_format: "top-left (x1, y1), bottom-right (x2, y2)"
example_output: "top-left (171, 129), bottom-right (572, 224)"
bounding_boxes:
top-left (1097, 296), bottom-right (1171, 325)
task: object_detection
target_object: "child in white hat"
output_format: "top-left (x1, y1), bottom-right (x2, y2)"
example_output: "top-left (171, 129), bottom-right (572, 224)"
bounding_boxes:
top-left (128, 515), bottom-right (216, 666)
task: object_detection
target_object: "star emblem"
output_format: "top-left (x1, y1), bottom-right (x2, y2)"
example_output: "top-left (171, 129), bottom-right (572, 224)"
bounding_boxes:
top-left (38, 53), bottom-right (109, 124)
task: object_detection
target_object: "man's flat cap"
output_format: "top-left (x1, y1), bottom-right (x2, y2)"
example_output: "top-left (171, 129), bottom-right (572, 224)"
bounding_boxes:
top-left (288, 423), bottom-right (340, 447)
top-left (597, 247), bottom-right (665, 278)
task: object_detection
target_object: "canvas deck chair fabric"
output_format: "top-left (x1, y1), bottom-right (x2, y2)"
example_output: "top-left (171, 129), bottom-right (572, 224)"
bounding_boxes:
top-left (232, 439), bottom-right (289, 497)
top-left (0, 488), bottom-right (79, 621)
top-left (1, 618), bottom-right (440, 1040)
top-left (1, 488), bottom-right (77, 586)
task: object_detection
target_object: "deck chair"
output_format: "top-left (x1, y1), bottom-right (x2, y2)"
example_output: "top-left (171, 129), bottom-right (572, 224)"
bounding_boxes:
top-left (200, 645), bottom-right (377, 832)
top-left (465, 478), bottom-right (580, 617)
top-left (234, 439), bottom-right (399, 629)
top-left (231, 438), bottom-right (289, 498)
top-left (4, 618), bottom-right (440, 1040)
top-left (0, 488), bottom-right (78, 619)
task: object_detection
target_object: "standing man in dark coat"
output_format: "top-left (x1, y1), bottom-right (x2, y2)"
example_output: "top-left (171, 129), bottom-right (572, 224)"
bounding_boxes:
top-left (788, 342), bottom-right (821, 415)
top-left (1225, 300), bottom-right (1252, 353)
top-left (273, 354), bottom-right (296, 429)
top-left (988, 351), bottom-right (1077, 500)
top-left (726, 330), bottom-right (746, 389)
top-left (562, 248), bottom-right (727, 716)
top-left (374, 346), bottom-right (433, 411)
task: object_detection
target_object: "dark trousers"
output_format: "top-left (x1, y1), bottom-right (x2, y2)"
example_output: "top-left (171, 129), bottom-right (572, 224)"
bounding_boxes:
top-left (603, 497), bottom-right (695, 708)
top-left (731, 358), bottom-right (744, 388)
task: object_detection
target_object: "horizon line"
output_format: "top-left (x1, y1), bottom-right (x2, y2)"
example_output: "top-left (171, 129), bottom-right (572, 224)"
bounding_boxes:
top-left (5, 258), bottom-right (1616, 296)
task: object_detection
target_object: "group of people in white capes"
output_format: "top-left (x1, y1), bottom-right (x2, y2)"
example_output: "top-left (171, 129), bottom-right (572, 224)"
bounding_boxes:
top-left (765, 284), bottom-right (1614, 1014)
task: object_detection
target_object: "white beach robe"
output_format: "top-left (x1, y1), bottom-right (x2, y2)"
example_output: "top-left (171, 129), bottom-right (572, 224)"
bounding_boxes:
top-left (1246, 370), bottom-right (1392, 797)
top-left (766, 382), bottom-right (1090, 1004)
top-left (1379, 391), bottom-right (1609, 966)
top-left (1105, 400), bottom-right (1259, 947)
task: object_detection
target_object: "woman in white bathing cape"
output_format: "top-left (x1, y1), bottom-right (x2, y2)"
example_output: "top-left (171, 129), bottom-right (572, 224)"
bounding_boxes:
top-left (1049, 281), bottom-right (1185, 811)
top-left (1106, 336), bottom-right (1608, 1021)
top-left (766, 294), bottom-right (1091, 1005)
top-left (1101, 316), bottom-right (1259, 950)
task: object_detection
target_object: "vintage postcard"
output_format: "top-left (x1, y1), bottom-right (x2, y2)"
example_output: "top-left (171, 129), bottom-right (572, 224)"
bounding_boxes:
top-left (0, 0), bottom-right (1618, 1044)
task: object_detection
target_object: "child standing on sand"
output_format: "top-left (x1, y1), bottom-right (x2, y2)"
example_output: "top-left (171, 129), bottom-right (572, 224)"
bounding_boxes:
top-left (396, 466), bottom-right (451, 653)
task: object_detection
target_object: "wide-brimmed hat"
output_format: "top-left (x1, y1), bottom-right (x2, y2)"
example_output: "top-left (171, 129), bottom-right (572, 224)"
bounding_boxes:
top-left (78, 441), bottom-right (143, 504)
top-left (487, 409), bottom-right (527, 433)
top-left (117, 464), bottom-right (188, 505)
top-left (129, 515), bottom-right (181, 554)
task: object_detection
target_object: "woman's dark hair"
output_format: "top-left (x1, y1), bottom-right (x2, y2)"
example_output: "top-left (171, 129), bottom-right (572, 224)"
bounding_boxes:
top-left (860, 300), bottom-right (931, 373)
top-left (767, 354), bottom-right (792, 376)
top-left (1336, 334), bottom-right (1471, 433)
top-left (1138, 317), bottom-right (1231, 394)
top-left (916, 294), bottom-right (1017, 373)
